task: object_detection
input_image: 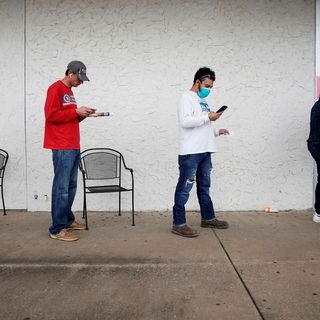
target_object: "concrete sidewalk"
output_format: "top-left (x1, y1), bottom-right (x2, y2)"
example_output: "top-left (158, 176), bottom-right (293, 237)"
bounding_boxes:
top-left (0, 210), bottom-right (319, 320)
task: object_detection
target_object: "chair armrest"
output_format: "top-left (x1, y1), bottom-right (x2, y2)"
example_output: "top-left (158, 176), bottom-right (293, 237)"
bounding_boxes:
top-left (78, 163), bottom-right (86, 174)
top-left (121, 157), bottom-right (133, 173)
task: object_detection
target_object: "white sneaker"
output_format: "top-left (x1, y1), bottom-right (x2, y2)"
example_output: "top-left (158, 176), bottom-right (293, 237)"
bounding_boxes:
top-left (313, 213), bottom-right (320, 223)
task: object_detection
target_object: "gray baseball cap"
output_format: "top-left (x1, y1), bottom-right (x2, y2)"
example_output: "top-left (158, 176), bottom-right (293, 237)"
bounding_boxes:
top-left (67, 60), bottom-right (90, 81)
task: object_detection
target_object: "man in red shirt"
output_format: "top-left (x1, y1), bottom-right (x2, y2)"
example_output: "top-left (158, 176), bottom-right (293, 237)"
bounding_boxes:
top-left (44, 61), bottom-right (94, 241)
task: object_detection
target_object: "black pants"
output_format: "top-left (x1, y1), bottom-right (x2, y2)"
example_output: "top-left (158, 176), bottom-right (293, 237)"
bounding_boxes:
top-left (307, 142), bottom-right (320, 214)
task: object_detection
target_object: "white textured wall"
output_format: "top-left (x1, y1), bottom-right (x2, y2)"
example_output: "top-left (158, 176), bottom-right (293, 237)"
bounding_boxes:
top-left (0, 0), bottom-right (26, 209)
top-left (2, 0), bottom-right (316, 212)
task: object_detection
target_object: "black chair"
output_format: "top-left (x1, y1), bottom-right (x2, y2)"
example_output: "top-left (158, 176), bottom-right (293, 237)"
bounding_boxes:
top-left (0, 149), bottom-right (9, 215)
top-left (79, 148), bottom-right (135, 229)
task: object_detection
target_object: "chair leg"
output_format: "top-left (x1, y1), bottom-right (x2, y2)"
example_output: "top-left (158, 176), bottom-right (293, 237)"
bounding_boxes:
top-left (83, 193), bottom-right (88, 230)
top-left (118, 191), bottom-right (121, 216)
top-left (83, 194), bottom-right (86, 219)
top-left (131, 189), bottom-right (135, 226)
top-left (84, 207), bottom-right (88, 230)
top-left (1, 184), bottom-right (6, 216)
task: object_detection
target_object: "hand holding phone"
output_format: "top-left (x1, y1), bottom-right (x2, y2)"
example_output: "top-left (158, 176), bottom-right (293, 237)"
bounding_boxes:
top-left (216, 105), bottom-right (228, 113)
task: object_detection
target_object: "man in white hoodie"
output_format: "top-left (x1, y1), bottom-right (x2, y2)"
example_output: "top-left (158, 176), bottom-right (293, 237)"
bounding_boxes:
top-left (172, 67), bottom-right (229, 237)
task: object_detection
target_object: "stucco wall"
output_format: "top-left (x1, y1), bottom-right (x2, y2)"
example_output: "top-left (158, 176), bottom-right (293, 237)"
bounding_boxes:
top-left (0, 0), bottom-right (26, 209)
top-left (1, 0), bottom-right (316, 212)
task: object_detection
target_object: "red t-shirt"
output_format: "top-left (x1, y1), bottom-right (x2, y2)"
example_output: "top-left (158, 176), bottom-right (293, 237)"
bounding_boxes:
top-left (43, 80), bottom-right (83, 150)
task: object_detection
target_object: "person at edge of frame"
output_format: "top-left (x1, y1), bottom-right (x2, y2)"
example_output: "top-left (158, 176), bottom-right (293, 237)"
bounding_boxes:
top-left (43, 60), bottom-right (95, 241)
top-left (172, 66), bottom-right (230, 238)
top-left (307, 97), bottom-right (320, 224)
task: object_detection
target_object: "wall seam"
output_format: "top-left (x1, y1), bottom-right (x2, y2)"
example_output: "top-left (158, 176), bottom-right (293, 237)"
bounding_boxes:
top-left (24, 0), bottom-right (28, 210)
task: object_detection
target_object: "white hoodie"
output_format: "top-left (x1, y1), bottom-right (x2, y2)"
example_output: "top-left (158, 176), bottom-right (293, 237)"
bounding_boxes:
top-left (178, 90), bottom-right (218, 155)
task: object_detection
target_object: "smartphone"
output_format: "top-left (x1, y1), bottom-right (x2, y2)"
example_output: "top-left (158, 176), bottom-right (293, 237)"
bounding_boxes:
top-left (216, 105), bottom-right (228, 113)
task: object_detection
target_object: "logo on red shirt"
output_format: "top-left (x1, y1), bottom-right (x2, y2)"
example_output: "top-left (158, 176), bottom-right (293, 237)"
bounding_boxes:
top-left (62, 94), bottom-right (76, 105)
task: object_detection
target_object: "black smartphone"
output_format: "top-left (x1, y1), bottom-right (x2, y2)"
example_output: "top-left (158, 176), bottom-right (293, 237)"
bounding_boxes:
top-left (216, 105), bottom-right (228, 113)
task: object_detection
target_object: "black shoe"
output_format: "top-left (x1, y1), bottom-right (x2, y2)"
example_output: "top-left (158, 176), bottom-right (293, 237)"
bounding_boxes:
top-left (201, 219), bottom-right (229, 229)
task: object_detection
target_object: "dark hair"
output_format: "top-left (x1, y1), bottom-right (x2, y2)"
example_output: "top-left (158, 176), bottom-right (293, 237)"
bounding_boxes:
top-left (193, 67), bottom-right (215, 85)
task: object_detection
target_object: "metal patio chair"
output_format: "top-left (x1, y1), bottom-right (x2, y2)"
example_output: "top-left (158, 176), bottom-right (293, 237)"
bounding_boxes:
top-left (79, 148), bottom-right (135, 229)
top-left (0, 149), bottom-right (9, 215)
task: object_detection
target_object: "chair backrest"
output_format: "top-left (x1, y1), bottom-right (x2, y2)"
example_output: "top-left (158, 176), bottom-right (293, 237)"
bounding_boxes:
top-left (81, 149), bottom-right (121, 180)
top-left (0, 149), bottom-right (9, 182)
top-left (0, 149), bottom-right (9, 178)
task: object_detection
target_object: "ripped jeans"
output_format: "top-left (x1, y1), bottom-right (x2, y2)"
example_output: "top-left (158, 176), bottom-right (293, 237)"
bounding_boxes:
top-left (173, 152), bottom-right (215, 227)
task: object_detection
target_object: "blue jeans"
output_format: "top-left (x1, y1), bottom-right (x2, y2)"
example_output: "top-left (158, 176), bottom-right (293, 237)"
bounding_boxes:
top-left (49, 149), bottom-right (80, 234)
top-left (173, 152), bottom-right (215, 226)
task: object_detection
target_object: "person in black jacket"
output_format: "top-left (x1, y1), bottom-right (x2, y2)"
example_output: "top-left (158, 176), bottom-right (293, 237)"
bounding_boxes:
top-left (307, 98), bottom-right (320, 223)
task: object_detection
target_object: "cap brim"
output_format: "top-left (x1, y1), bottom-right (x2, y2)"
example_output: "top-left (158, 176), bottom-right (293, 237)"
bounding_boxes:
top-left (78, 74), bottom-right (90, 81)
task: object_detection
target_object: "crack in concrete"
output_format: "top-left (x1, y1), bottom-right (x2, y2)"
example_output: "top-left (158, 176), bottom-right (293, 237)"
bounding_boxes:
top-left (212, 228), bottom-right (266, 320)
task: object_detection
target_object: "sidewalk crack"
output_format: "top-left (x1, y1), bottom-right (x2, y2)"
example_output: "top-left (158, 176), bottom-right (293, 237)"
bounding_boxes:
top-left (212, 229), bottom-right (266, 320)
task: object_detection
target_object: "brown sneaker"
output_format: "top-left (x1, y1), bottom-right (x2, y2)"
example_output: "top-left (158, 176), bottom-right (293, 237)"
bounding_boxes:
top-left (201, 219), bottom-right (229, 229)
top-left (171, 225), bottom-right (199, 238)
top-left (67, 221), bottom-right (86, 230)
top-left (49, 229), bottom-right (78, 241)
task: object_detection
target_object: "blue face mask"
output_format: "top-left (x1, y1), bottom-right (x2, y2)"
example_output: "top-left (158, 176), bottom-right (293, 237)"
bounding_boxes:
top-left (198, 87), bottom-right (211, 99)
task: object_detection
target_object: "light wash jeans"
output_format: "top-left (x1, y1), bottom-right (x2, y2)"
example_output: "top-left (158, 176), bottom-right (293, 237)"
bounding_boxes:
top-left (49, 149), bottom-right (80, 234)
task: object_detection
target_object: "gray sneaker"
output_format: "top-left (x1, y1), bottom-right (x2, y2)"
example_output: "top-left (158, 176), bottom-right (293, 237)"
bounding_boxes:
top-left (171, 225), bottom-right (199, 238)
top-left (201, 219), bottom-right (229, 229)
